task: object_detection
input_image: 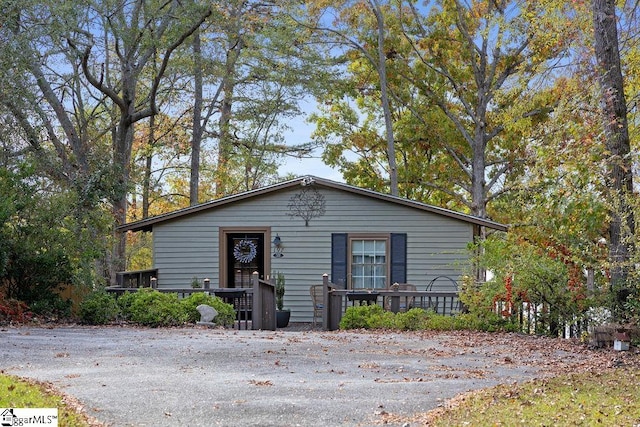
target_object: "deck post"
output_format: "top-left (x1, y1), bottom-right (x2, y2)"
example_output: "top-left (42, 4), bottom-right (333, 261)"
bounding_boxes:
top-left (252, 272), bottom-right (259, 329)
top-left (322, 274), bottom-right (330, 330)
top-left (323, 274), bottom-right (342, 331)
top-left (252, 272), bottom-right (263, 330)
top-left (389, 282), bottom-right (400, 313)
top-left (252, 271), bottom-right (276, 331)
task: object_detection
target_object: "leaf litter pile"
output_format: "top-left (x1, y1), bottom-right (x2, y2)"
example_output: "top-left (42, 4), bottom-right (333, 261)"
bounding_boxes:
top-left (373, 330), bottom-right (640, 426)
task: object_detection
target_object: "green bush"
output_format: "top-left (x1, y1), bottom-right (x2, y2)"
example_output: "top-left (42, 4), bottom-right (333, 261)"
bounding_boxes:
top-left (340, 305), bottom-right (377, 329)
top-left (1, 167), bottom-right (114, 325)
top-left (118, 289), bottom-right (187, 327)
top-left (339, 305), bottom-right (394, 329)
top-left (180, 292), bottom-right (235, 326)
top-left (116, 289), bottom-right (236, 327)
top-left (79, 291), bottom-right (120, 325)
top-left (2, 244), bottom-right (74, 308)
top-left (116, 291), bottom-right (136, 318)
top-left (341, 305), bottom-right (441, 331)
top-left (339, 305), bottom-right (520, 332)
top-left (395, 308), bottom-right (430, 330)
top-left (29, 295), bottom-right (72, 319)
top-left (369, 308), bottom-right (396, 329)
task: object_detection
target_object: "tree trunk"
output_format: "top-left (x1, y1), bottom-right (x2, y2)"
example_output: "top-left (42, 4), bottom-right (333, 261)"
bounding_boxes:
top-left (216, 76), bottom-right (234, 197)
top-left (215, 29), bottom-right (243, 197)
top-left (190, 28), bottom-right (203, 206)
top-left (143, 114), bottom-right (155, 218)
top-left (471, 135), bottom-right (487, 219)
top-left (592, 0), bottom-right (635, 316)
top-left (111, 115), bottom-right (135, 284)
top-left (369, 0), bottom-right (398, 196)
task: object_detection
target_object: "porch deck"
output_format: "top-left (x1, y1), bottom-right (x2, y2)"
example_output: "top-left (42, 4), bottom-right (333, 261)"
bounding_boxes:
top-left (107, 271), bottom-right (276, 330)
top-left (109, 271), bottom-right (461, 331)
top-left (320, 275), bottom-right (461, 330)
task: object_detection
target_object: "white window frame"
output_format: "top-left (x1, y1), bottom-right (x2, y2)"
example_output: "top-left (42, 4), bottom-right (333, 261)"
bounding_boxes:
top-left (348, 234), bottom-right (390, 290)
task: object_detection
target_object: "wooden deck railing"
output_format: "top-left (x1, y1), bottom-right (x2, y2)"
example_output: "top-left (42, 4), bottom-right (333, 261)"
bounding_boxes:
top-left (106, 286), bottom-right (200, 299)
top-left (115, 269), bottom-right (158, 288)
top-left (321, 274), bottom-right (461, 331)
top-left (106, 271), bottom-right (276, 330)
top-left (251, 271), bottom-right (276, 330)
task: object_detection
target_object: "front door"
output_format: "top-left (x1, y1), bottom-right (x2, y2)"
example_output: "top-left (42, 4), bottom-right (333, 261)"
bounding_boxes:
top-left (226, 233), bottom-right (265, 288)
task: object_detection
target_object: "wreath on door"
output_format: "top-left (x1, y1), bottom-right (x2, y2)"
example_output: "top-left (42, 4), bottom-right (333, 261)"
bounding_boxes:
top-left (233, 239), bottom-right (257, 263)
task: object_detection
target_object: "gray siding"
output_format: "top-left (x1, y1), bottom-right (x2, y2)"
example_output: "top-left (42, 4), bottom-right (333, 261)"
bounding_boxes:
top-left (152, 186), bottom-right (473, 322)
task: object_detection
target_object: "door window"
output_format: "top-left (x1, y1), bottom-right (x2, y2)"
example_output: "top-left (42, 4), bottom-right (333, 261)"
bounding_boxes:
top-left (227, 234), bottom-right (264, 288)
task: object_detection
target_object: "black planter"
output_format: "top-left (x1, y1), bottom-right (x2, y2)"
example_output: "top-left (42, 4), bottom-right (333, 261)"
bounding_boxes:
top-left (276, 310), bottom-right (291, 328)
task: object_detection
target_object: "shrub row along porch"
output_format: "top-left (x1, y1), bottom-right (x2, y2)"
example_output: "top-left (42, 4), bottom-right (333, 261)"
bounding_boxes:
top-left (108, 271), bottom-right (461, 330)
top-left (107, 271), bottom-right (277, 330)
top-left (319, 274), bottom-right (462, 330)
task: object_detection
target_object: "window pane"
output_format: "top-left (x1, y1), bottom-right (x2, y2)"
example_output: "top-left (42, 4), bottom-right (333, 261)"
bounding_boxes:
top-left (364, 264), bottom-right (374, 276)
top-left (350, 238), bottom-right (388, 290)
top-left (352, 277), bottom-right (363, 289)
top-left (363, 240), bottom-right (375, 252)
top-left (374, 265), bottom-right (386, 276)
top-left (352, 264), bottom-right (363, 277)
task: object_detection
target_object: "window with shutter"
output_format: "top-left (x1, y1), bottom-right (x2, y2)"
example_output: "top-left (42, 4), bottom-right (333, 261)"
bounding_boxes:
top-left (331, 233), bottom-right (407, 289)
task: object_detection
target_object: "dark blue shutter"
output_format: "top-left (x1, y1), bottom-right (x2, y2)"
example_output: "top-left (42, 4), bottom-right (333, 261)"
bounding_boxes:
top-left (331, 233), bottom-right (348, 288)
top-left (390, 233), bottom-right (407, 284)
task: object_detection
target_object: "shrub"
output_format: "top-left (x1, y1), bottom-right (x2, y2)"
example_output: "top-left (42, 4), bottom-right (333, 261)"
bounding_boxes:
top-left (118, 289), bottom-right (187, 327)
top-left (117, 289), bottom-right (236, 327)
top-left (339, 304), bottom-right (520, 333)
top-left (29, 295), bottom-right (72, 320)
top-left (339, 305), bottom-right (377, 329)
top-left (2, 245), bottom-right (74, 308)
top-left (116, 291), bottom-right (136, 317)
top-left (180, 292), bottom-right (235, 326)
top-left (0, 296), bottom-right (32, 324)
top-left (395, 308), bottom-right (430, 330)
top-left (78, 291), bottom-right (120, 325)
top-left (275, 272), bottom-right (286, 311)
top-left (368, 308), bottom-right (396, 329)
top-left (340, 305), bottom-right (394, 329)
top-left (623, 295), bottom-right (640, 325)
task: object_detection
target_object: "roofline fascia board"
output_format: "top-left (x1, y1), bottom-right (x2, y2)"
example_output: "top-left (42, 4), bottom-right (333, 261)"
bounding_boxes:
top-left (117, 179), bottom-right (300, 232)
top-left (313, 178), bottom-right (507, 231)
top-left (117, 176), bottom-right (508, 233)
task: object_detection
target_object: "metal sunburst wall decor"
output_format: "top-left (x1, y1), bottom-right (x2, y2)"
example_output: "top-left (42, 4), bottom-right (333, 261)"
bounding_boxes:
top-left (287, 186), bottom-right (326, 226)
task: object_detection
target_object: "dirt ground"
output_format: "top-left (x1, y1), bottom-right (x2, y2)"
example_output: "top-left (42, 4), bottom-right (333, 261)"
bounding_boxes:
top-left (1, 325), bottom-right (637, 426)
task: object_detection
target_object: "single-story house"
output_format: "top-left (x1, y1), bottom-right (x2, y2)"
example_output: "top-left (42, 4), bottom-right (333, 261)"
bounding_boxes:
top-left (118, 176), bottom-right (507, 323)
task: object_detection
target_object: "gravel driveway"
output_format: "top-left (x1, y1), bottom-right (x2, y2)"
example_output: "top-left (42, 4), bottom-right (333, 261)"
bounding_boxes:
top-left (0, 325), bottom-right (619, 426)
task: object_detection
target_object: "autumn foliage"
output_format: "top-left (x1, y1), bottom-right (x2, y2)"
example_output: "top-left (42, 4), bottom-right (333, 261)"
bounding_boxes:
top-left (0, 295), bottom-right (32, 324)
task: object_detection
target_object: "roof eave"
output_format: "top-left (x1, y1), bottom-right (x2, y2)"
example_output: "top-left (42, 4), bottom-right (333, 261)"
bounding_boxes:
top-left (117, 178), bottom-right (302, 233)
top-left (314, 178), bottom-right (508, 232)
top-left (117, 175), bottom-right (508, 233)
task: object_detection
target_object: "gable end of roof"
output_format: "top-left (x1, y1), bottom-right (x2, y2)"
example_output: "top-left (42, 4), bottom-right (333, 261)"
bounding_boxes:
top-left (118, 176), bottom-right (508, 233)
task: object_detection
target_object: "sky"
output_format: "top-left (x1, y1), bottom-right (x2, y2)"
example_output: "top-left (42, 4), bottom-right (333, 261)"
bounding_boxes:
top-left (278, 100), bottom-right (345, 183)
top-left (281, 151), bottom-right (343, 182)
